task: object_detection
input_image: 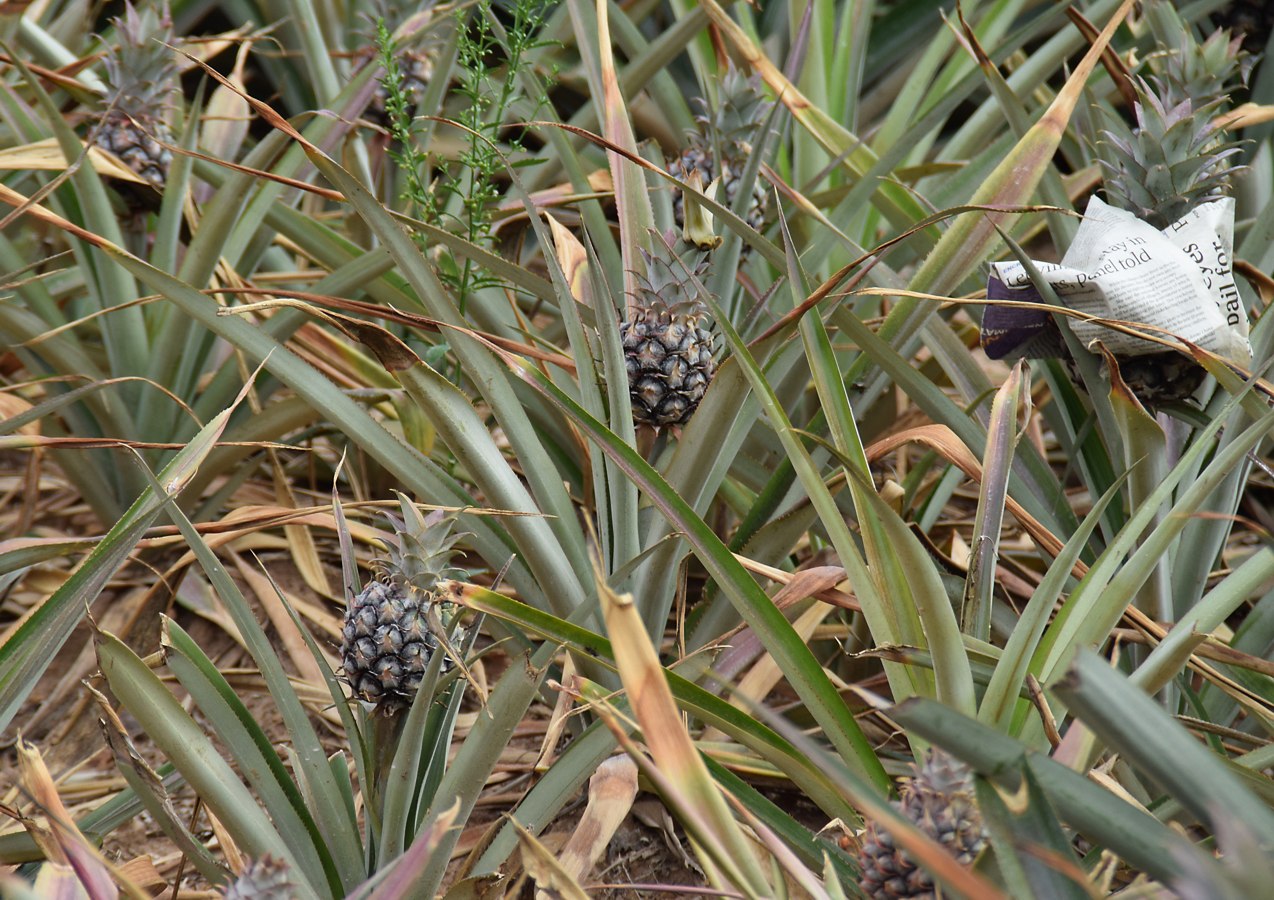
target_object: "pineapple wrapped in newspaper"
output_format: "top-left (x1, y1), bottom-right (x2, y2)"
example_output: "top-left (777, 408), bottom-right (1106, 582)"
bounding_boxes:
top-left (982, 3), bottom-right (1251, 407)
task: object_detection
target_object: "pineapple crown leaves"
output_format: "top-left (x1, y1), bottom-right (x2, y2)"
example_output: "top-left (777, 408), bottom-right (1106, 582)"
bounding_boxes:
top-left (98, 1), bottom-right (178, 109)
top-left (689, 61), bottom-right (773, 159)
top-left (1093, 6), bottom-right (1251, 228)
top-left (1143, 2), bottom-right (1253, 105)
top-left (369, 496), bottom-right (468, 597)
top-left (628, 232), bottom-right (716, 323)
top-left (1096, 77), bottom-right (1245, 227)
top-left (904, 749), bottom-right (977, 800)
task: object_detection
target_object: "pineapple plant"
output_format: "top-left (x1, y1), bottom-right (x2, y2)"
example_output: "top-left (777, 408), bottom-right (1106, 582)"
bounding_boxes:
top-left (220, 855), bottom-right (296, 900)
top-left (620, 239), bottom-right (718, 427)
top-left (340, 500), bottom-right (466, 714)
top-left (668, 62), bottom-right (773, 241)
top-left (856, 751), bottom-right (988, 899)
top-left (92, 1), bottom-right (178, 209)
top-left (1086, 7), bottom-right (1249, 406)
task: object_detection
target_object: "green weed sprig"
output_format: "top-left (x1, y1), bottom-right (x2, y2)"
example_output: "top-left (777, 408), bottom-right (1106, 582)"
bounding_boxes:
top-left (376, 0), bottom-right (553, 314)
top-left (376, 19), bottom-right (436, 228)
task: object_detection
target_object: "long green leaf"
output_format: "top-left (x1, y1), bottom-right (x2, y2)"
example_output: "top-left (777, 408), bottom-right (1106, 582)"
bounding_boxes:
top-left (890, 697), bottom-right (1223, 887)
top-left (974, 762), bottom-right (1091, 900)
top-left (140, 465), bottom-right (365, 891)
top-left (445, 583), bottom-right (863, 825)
top-left (163, 619), bottom-right (341, 894)
top-left (978, 475), bottom-right (1125, 732)
top-left (1032, 400), bottom-right (1274, 689)
top-left (0, 400), bottom-right (230, 732)
top-left (1054, 649), bottom-right (1274, 839)
top-left (0, 180), bottom-right (544, 611)
top-left (94, 630), bottom-right (322, 900)
top-left (963, 361), bottom-right (1026, 642)
top-left (1132, 548), bottom-right (1274, 696)
top-left (412, 642), bottom-right (553, 895)
top-left (483, 354), bottom-right (889, 790)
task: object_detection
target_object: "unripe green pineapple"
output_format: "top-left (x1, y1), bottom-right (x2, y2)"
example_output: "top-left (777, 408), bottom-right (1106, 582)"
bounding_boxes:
top-left (340, 500), bottom-right (464, 713)
top-left (620, 242), bottom-right (717, 427)
top-left (668, 63), bottom-right (773, 240)
top-left (221, 854), bottom-right (296, 900)
top-left (856, 751), bottom-right (987, 899)
top-left (92, 2), bottom-right (178, 209)
top-left (1086, 4), bottom-right (1249, 406)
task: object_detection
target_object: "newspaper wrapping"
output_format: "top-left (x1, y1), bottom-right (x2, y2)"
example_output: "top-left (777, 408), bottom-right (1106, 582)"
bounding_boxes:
top-left (981, 195), bottom-right (1250, 366)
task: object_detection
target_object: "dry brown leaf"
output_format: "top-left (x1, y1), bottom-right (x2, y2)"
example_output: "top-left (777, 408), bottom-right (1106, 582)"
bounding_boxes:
top-left (515, 819), bottom-right (590, 900)
top-left (867, 423), bottom-right (1073, 570)
top-left (552, 754), bottom-right (638, 887)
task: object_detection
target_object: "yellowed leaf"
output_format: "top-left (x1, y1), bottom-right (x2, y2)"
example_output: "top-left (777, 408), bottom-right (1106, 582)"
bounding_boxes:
top-left (545, 214), bottom-right (592, 311)
top-left (514, 819), bottom-right (590, 900)
top-left (553, 754), bottom-right (637, 884)
top-left (0, 392), bottom-right (40, 435)
top-left (1217, 102), bottom-right (1274, 131)
top-left (0, 138), bottom-right (145, 183)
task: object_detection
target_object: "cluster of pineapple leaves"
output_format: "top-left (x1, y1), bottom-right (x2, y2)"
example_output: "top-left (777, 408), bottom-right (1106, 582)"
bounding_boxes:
top-left (0, 0), bottom-right (1271, 898)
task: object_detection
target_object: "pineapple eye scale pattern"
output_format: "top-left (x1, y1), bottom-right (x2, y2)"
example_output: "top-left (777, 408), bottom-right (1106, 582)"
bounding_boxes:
top-left (92, 2), bottom-right (178, 209)
top-left (621, 310), bottom-right (717, 427)
top-left (341, 579), bottom-right (443, 710)
top-left (668, 62), bottom-right (773, 238)
top-left (856, 751), bottom-right (987, 899)
top-left (669, 146), bottom-right (769, 234)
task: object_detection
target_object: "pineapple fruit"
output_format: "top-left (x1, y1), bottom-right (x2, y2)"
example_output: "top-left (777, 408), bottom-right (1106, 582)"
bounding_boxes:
top-left (92, 1), bottom-right (178, 209)
top-left (856, 751), bottom-right (987, 900)
top-left (668, 63), bottom-right (773, 241)
top-left (220, 855), bottom-right (295, 900)
top-left (340, 500), bottom-right (465, 713)
top-left (1086, 5), bottom-right (1248, 406)
top-left (620, 240), bottom-right (718, 427)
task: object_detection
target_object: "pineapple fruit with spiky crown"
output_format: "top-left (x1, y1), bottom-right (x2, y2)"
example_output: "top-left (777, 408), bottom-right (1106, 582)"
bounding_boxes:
top-left (620, 238), bottom-right (718, 427)
top-left (856, 751), bottom-right (987, 900)
top-left (668, 62), bottom-right (773, 242)
top-left (220, 855), bottom-right (296, 900)
top-left (1086, 4), bottom-right (1249, 406)
top-left (92, 1), bottom-right (178, 209)
top-left (340, 497), bottom-right (465, 713)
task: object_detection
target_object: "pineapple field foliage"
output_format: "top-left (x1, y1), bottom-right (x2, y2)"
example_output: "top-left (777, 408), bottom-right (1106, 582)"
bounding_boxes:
top-left (1, 0), bottom-right (1274, 896)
